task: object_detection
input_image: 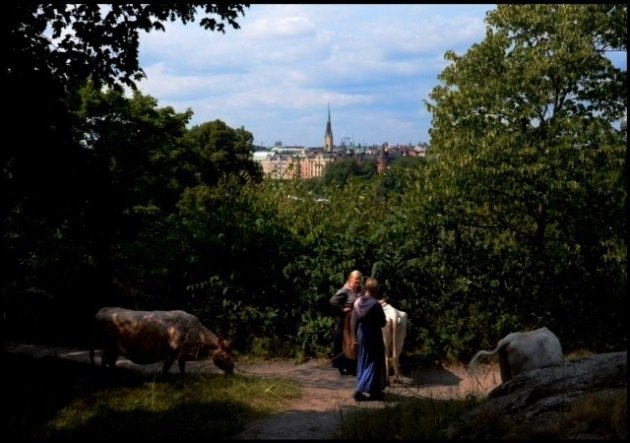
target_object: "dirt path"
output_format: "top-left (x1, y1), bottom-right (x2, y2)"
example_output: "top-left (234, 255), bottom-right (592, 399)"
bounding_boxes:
top-left (231, 358), bottom-right (501, 440)
top-left (5, 343), bottom-right (501, 440)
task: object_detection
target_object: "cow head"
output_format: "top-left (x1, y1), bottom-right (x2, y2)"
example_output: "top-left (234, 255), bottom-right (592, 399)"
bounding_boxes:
top-left (211, 337), bottom-right (234, 375)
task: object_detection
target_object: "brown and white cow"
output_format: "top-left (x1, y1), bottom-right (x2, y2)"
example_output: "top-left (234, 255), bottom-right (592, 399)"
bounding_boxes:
top-left (468, 327), bottom-right (563, 383)
top-left (90, 307), bottom-right (234, 375)
top-left (380, 299), bottom-right (408, 384)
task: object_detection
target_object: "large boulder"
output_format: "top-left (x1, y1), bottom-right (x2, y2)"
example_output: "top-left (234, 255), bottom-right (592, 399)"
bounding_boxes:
top-left (449, 351), bottom-right (627, 439)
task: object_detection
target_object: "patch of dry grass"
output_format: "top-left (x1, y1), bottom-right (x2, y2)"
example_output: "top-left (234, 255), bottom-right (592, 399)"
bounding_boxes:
top-left (558, 388), bottom-right (627, 439)
top-left (339, 396), bottom-right (479, 440)
top-left (341, 380), bottom-right (627, 440)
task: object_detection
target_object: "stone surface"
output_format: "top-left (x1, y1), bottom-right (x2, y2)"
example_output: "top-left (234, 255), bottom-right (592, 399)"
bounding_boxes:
top-left (449, 351), bottom-right (627, 440)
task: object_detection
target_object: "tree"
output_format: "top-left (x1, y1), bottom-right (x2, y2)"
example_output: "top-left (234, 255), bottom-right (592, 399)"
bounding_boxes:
top-left (185, 120), bottom-right (263, 186)
top-left (323, 158), bottom-right (377, 185)
top-left (376, 155), bottom-right (428, 196)
top-left (7, 4), bottom-right (249, 91)
top-left (2, 4), bottom-right (249, 343)
top-left (5, 3), bottom-right (249, 174)
top-left (4, 3), bottom-right (249, 210)
top-left (423, 4), bottom-right (626, 353)
top-left (4, 3), bottom-right (250, 229)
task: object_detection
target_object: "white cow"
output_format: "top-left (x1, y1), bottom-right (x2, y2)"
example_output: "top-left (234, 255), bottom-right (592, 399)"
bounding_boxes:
top-left (468, 327), bottom-right (563, 383)
top-left (380, 299), bottom-right (408, 384)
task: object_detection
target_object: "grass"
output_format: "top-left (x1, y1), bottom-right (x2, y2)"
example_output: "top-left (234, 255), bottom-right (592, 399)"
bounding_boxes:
top-left (3, 352), bottom-right (301, 441)
top-left (338, 389), bottom-right (627, 440)
top-left (557, 388), bottom-right (627, 439)
top-left (338, 373), bottom-right (627, 440)
top-left (339, 395), bottom-right (480, 440)
top-left (5, 350), bottom-right (625, 440)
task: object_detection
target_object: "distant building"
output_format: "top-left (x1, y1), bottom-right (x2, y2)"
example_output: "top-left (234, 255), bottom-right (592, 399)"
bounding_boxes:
top-left (324, 103), bottom-right (334, 153)
top-left (250, 104), bottom-right (430, 180)
top-left (300, 149), bottom-right (335, 179)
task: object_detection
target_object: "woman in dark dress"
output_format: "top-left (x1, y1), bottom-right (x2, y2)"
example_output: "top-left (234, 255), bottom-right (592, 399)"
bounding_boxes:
top-left (351, 277), bottom-right (387, 401)
top-left (330, 270), bottom-right (363, 375)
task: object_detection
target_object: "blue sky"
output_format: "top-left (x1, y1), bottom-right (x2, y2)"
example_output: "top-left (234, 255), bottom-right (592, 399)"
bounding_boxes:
top-left (136, 4), bottom-right (626, 148)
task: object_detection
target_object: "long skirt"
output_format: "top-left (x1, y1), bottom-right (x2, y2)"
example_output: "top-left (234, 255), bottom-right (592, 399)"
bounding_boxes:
top-left (332, 312), bottom-right (357, 375)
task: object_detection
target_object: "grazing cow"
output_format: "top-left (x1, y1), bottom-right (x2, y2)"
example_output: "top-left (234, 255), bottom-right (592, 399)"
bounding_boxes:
top-left (90, 307), bottom-right (234, 375)
top-left (380, 299), bottom-right (408, 384)
top-left (468, 327), bottom-right (563, 383)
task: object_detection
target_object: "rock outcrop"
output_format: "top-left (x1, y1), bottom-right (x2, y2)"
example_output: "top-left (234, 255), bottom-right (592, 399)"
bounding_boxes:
top-left (449, 351), bottom-right (627, 440)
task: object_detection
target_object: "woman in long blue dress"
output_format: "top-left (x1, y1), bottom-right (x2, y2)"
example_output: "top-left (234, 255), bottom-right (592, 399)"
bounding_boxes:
top-left (351, 277), bottom-right (387, 401)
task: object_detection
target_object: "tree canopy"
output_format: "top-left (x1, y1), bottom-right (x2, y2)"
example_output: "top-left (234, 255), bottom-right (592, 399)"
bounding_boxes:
top-left (4, 3), bottom-right (250, 208)
top-left (2, 4), bottom-right (251, 342)
top-left (421, 4), bottom-right (626, 350)
top-left (2, 4), bottom-right (626, 359)
top-left (7, 4), bottom-right (249, 91)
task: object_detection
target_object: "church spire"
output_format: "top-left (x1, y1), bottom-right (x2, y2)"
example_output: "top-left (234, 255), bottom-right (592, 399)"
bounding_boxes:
top-left (324, 102), bottom-right (334, 152)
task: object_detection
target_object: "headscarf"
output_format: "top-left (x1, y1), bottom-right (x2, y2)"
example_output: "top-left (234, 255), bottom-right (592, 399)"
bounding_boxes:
top-left (353, 295), bottom-right (379, 320)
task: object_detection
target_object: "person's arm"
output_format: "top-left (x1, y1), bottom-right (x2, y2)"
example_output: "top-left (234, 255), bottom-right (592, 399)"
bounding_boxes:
top-left (330, 287), bottom-right (348, 309)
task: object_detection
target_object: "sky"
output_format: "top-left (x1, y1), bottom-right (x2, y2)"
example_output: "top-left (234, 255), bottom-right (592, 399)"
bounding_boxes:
top-left (135, 4), bottom-right (626, 149)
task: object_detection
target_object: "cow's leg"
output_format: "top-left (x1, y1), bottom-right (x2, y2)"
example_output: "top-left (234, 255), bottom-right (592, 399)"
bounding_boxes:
top-left (392, 352), bottom-right (400, 383)
top-left (392, 322), bottom-right (401, 383)
top-left (392, 313), bottom-right (407, 384)
top-left (393, 348), bottom-right (402, 383)
top-left (163, 357), bottom-right (176, 374)
top-left (382, 322), bottom-right (393, 386)
top-left (498, 349), bottom-right (512, 383)
top-left (177, 359), bottom-right (186, 375)
top-left (102, 349), bottom-right (118, 369)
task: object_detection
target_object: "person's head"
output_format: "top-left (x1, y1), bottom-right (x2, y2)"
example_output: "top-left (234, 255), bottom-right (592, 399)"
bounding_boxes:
top-left (365, 277), bottom-right (379, 297)
top-left (347, 270), bottom-right (363, 291)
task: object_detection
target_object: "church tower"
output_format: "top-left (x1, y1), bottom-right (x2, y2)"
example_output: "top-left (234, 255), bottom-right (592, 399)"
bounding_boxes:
top-left (324, 103), bottom-right (334, 152)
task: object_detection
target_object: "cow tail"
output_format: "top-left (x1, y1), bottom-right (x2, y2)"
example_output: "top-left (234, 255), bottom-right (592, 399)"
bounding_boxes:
top-left (469, 346), bottom-right (500, 367)
top-left (469, 338), bottom-right (509, 367)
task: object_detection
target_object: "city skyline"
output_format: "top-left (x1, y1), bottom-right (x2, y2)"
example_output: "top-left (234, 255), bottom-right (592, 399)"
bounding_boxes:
top-left (136, 4), bottom-right (627, 148)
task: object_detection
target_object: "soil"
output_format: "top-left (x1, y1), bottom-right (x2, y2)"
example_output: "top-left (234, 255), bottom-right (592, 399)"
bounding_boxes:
top-left (231, 358), bottom-right (501, 440)
top-left (5, 343), bottom-right (501, 440)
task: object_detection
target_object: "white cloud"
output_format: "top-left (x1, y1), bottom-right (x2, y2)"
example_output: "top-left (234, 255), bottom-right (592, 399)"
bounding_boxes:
top-left (243, 15), bottom-right (316, 39)
top-left (137, 4), bottom-right (494, 147)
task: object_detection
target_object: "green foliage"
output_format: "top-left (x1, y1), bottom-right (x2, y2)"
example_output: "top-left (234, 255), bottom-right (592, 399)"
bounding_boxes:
top-left (421, 3), bottom-right (626, 357)
top-left (3, 3), bottom-right (250, 344)
top-left (186, 120), bottom-right (263, 185)
top-left (7, 4), bottom-right (249, 91)
top-left (375, 155), bottom-right (428, 196)
top-left (296, 311), bottom-right (336, 357)
top-left (323, 157), bottom-right (377, 185)
top-left (3, 4), bottom-right (626, 363)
